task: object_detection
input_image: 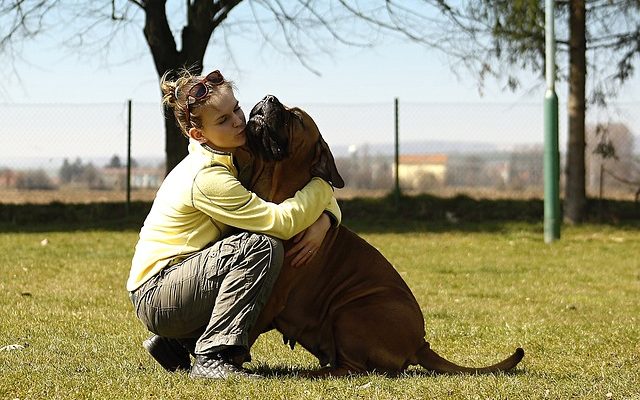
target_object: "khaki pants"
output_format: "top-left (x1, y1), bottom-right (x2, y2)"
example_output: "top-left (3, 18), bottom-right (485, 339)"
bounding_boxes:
top-left (131, 232), bottom-right (284, 356)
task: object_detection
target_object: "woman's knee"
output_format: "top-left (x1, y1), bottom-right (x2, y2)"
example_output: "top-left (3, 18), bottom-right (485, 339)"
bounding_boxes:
top-left (243, 233), bottom-right (284, 271)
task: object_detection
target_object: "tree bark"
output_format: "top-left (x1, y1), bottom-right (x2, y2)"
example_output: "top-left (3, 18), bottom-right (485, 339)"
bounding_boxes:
top-left (140, 0), bottom-right (241, 174)
top-left (142, 0), bottom-right (188, 174)
top-left (163, 116), bottom-right (189, 174)
top-left (565, 0), bottom-right (587, 224)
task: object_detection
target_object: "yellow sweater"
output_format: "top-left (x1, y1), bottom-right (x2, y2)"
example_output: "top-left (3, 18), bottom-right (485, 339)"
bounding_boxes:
top-left (127, 141), bottom-right (341, 291)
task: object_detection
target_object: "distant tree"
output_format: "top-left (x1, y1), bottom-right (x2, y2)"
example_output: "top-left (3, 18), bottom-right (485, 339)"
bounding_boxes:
top-left (107, 155), bottom-right (139, 169)
top-left (588, 123), bottom-right (638, 196)
top-left (59, 157), bottom-right (104, 186)
top-left (59, 157), bottom-right (87, 184)
top-left (59, 159), bottom-right (74, 184)
top-left (82, 162), bottom-right (103, 188)
top-left (15, 169), bottom-right (57, 190)
top-left (107, 155), bottom-right (122, 168)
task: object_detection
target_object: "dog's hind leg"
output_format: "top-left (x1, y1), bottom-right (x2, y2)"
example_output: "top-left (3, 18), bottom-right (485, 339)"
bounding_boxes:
top-left (327, 294), bottom-right (426, 374)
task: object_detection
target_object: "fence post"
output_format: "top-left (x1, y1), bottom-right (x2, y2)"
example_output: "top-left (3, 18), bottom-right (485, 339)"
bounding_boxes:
top-left (127, 99), bottom-right (132, 215)
top-left (394, 97), bottom-right (401, 206)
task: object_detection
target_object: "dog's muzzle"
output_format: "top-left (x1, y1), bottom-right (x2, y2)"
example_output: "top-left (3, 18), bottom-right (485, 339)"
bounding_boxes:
top-left (246, 95), bottom-right (290, 161)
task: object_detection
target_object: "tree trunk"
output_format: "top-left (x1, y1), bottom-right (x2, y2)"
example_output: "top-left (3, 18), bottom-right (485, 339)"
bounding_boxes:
top-left (142, 0), bottom-right (239, 174)
top-left (143, 1), bottom-right (185, 174)
top-left (565, 0), bottom-right (587, 224)
top-left (164, 115), bottom-right (189, 175)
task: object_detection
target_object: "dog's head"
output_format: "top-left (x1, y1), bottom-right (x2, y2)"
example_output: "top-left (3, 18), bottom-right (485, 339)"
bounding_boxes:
top-left (245, 95), bottom-right (290, 161)
top-left (245, 95), bottom-right (344, 202)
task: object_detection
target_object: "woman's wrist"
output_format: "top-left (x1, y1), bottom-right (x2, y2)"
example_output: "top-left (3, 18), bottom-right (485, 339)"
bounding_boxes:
top-left (319, 212), bottom-right (332, 231)
top-left (322, 210), bottom-right (337, 226)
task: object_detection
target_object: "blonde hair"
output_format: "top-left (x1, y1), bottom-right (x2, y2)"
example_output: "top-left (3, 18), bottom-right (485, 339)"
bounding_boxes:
top-left (160, 68), bottom-right (234, 137)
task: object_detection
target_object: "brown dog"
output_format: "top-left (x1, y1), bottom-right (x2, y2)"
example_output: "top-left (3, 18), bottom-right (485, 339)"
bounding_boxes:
top-left (238, 95), bottom-right (524, 376)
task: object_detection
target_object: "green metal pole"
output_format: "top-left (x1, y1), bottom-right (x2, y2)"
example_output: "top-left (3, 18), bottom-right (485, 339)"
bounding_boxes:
top-left (544, 0), bottom-right (560, 242)
top-left (544, 92), bottom-right (560, 242)
top-left (394, 97), bottom-right (401, 205)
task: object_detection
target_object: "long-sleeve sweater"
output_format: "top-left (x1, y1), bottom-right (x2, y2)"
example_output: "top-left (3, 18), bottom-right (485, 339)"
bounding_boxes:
top-left (127, 140), bottom-right (341, 291)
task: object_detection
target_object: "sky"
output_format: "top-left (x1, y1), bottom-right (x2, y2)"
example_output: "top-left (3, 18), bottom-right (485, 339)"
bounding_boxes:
top-left (1, 21), bottom-right (545, 105)
top-left (1, 1), bottom-right (639, 164)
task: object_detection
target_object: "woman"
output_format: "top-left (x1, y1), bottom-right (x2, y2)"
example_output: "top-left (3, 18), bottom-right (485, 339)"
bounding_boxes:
top-left (127, 69), bottom-right (341, 379)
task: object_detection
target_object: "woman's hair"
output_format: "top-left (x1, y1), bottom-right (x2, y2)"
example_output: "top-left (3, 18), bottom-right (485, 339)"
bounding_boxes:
top-left (160, 68), bottom-right (234, 137)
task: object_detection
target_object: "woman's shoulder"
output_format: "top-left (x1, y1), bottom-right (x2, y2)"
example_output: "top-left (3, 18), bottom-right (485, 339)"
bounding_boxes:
top-left (192, 161), bottom-right (246, 198)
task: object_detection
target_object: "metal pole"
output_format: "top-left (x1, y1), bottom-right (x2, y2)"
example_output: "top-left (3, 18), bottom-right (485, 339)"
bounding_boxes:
top-left (544, 0), bottom-right (561, 242)
top-left (394, 97), bottom-right (401, 205)
top-left (127, 99), bottom-right (132, 215)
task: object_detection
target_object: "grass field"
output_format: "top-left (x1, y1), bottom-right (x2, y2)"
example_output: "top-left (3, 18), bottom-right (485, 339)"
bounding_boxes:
top-left (1, 221), bottom-right (639, 399)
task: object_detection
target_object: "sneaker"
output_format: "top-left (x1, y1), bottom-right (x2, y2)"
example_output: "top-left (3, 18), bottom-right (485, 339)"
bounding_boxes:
top-left (189, 354), bottom-right (263, 379)
top-left (142, 335), bottom-right (191, 372)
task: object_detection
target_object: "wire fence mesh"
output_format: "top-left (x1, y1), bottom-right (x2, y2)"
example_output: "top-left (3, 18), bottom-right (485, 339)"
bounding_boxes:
top-left (1, 100), bottom-right (638, 204)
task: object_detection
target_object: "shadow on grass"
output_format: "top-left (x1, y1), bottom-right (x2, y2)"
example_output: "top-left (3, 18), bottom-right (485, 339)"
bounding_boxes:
top-left (1, 194), bottom-right (638, 233)
top-left (342, 193), bottom-right (640, 233)
top-left (0, 201), bottom-right (150, 233)
top-left (251, 363), bottom-right (527, 379)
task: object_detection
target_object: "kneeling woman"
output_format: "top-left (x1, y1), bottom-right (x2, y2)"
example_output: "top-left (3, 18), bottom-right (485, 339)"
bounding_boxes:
top-left (126, 69), bottom-right (340, 379)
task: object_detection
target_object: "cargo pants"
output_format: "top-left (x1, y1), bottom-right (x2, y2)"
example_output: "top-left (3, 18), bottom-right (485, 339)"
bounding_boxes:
top-left (130, 232), bottom-right (284, 356)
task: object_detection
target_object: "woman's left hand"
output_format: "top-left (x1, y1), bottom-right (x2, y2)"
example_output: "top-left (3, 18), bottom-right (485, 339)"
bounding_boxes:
top-left (286, 213), bottom-right (332, 268)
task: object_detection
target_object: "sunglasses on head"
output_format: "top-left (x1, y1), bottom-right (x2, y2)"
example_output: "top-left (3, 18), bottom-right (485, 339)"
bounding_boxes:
top-left (182, 70), bottom-right (225, 128)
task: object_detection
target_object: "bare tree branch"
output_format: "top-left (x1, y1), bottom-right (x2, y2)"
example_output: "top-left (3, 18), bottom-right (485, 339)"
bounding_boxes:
top-left (1, 0), bottom-right (59, 51)
top-left (128, 0), bottom-right (145, 11)
top-left (253, 0), bottom-right (321, 75)
top-left (212, 0), bottom-right (242, 27)
top-left (294, 0), bottom-right (370, 47)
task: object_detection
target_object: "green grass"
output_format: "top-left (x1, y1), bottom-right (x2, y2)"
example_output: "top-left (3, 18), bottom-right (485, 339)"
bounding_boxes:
top-left (1, 222), bottom-right (639, 399)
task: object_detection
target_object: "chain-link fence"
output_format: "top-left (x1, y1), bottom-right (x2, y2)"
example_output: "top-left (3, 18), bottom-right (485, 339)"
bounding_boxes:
top-left (1, 100), bottom-right (638, 204)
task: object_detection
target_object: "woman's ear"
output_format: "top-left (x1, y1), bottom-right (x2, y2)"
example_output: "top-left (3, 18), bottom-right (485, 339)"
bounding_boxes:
top-left (188, 127), bottom-right (207, 143)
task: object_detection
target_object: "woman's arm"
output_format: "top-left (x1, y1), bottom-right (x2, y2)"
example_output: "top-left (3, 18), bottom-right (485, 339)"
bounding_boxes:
top-left (323, 196), bottom-right (341, 227)
top-left (287, 195), bottom-right (341, 267)
top-left (286, 212), bottom-right (332, 267)
top-left (191, 166), bottom-right (334, 240)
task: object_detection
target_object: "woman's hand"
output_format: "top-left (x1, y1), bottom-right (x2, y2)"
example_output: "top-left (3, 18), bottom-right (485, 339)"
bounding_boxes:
top-left (286, 213), bottom-right (332, 268)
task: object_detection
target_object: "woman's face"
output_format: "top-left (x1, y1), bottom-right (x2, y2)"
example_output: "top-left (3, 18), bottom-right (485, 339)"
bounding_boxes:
top-left (190, 86), bottom-right (246, 152)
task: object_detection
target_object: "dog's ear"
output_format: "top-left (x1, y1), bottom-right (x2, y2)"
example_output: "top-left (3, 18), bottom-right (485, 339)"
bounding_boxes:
top-left (311, 136), bottom-right (345, 189)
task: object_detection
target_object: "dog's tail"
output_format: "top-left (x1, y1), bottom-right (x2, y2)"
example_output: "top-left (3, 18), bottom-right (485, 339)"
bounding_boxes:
top-left (416, 342), bottom-right (524, 374)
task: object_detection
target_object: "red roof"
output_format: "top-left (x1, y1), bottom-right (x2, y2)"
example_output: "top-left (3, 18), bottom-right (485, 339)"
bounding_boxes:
top-left (399, 154), bottom-right (448, 165)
